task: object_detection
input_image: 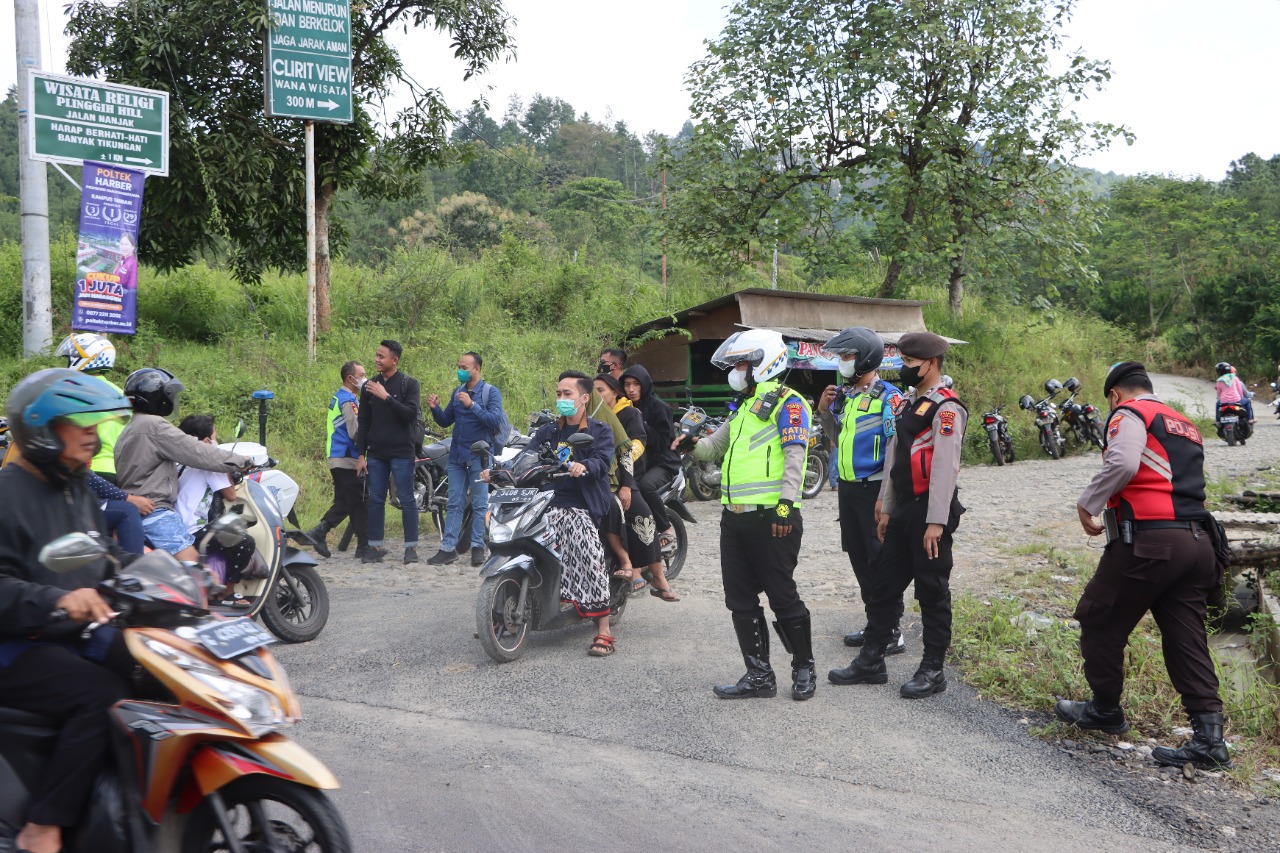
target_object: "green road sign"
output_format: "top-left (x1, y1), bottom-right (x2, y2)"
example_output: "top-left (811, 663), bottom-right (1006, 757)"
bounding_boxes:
top-left (265, 0), bottom-right (353, 123)
top-left (28, 72), bottom-right (169, 176)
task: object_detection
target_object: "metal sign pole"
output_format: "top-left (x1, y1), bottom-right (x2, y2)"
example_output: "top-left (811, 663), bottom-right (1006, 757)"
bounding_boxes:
top-left (305, 121), bottom-right (316, 364)
top-left (15, 0), bottom-right (51, 357)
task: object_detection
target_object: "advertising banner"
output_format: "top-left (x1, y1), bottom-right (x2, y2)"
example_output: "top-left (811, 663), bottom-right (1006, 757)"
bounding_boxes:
top-left (785, 339), bottom-right (903, 373)
top-left (73, 162), bottom-right (144, 335)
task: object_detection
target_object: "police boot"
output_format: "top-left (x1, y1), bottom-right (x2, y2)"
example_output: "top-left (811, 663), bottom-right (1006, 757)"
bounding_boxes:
top-left (845, 626), bottom-right (907, 655)
top-left (1152, 711), bottom-right (1232, 770)
top-left (773, 615), bottom-right (816, 701)
top-left (899, 655), bottom-right (947, 699)
top-left (713, 614), bottom-right (777, 700)
top-left (1054, 698), bottom-right (1129, 734)
top-left (304, 522), bottom-right (332, 558)
top-left (827, 642), bottom-right (888, 686)
top-left (337, 523), bottom-right (355, 552)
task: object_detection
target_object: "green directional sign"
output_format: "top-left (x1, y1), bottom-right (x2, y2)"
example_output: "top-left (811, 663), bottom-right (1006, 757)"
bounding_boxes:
top-left (28, 72), bottom-right (169, 176)
top-left (265, 0), bottom-right (353, 123)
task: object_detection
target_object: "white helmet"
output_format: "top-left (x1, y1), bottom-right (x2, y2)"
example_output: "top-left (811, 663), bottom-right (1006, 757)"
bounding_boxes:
top-left (711, 329), bottom-right (789, 384)
top-left (55, 333), bottom-right (116, 373)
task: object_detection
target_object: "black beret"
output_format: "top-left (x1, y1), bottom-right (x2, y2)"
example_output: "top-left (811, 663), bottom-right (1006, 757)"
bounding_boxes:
top-left (1103, 361), bottom-right (1149, 397)
top-left (896, 331), bottom-right (949, 359)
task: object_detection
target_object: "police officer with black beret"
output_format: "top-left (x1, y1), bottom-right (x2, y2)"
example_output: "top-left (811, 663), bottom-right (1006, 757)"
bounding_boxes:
top-left (1056, 361), bottom-right (1230, 770)
top-left (829, 331), bottom-right (967, 699)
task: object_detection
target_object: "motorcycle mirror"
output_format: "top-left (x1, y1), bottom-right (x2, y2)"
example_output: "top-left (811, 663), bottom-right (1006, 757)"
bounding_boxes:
top-left (567, 432), bottom-right (594, 448)
top-left (38, 532), bottom-right (109, 574)
top-left (233, 419), bottom-right (246, 439)
top-left (207, 512), bottom-right (250, 548)
top-left (471, 440), bottom-right (491, 455)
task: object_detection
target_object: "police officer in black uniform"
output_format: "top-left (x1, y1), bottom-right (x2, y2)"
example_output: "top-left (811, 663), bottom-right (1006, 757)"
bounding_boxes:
top-left (1056, 361), bottom-right (1230, 770)
top-left (828, 332), bottom-right (966, 699)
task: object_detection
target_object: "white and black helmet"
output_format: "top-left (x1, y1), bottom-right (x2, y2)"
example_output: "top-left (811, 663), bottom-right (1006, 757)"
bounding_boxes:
top-left (823, 327), bottom-right (884, 378)
top-left (55, 333), bottom-right (116, 374)
top-left (710, 329), bottom-right (789, 384)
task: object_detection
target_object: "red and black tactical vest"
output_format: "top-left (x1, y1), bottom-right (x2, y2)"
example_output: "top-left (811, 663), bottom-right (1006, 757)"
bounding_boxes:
top-left (1105, 399), bottom-right (1207, 521)
top-left (890, 387), bottom-right (967, 498)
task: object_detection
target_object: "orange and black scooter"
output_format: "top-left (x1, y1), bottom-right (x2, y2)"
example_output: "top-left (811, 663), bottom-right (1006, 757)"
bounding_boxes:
top-left (0, 520), bottom-right (351, 853)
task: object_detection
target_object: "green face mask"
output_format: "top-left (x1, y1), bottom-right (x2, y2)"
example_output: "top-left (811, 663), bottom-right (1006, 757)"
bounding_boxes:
top-left (457, 369), bottom-right (471, 384)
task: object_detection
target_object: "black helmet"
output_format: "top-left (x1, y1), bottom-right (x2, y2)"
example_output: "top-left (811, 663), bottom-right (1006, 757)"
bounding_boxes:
top-left (124, 367), bottom-right (185, 417)
top-left (5, 368), bottom-right (131, 481)
top-left (1063, 377), bottom-right (1081, 393)
top-left (1215, 362), bottom-right (1231, 376)
top-left (823, 327), bottom-right (884, 378)
top-left (1043, 378), bottom-right (1063, 396)
top-left (1018, 394), bottom-right (1036, 410)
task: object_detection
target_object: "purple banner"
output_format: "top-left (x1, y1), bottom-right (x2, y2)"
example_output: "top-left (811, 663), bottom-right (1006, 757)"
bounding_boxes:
top-left (72, 162), bottom-right (144, 335)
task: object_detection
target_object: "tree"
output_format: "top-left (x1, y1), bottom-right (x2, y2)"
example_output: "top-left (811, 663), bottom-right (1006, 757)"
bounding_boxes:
top-left (667, 0), bottom-right (1125, 312)
top-left (65, 0), bottom-right (513, 333)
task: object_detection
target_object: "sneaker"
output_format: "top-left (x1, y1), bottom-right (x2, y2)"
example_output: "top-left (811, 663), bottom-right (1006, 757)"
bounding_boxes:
top-left (427, 548), bottom-right (457, 565)
top-left (404, 547), bottom-right (420, 564)
top-left (361, 546), bottom-right (386, 564)
top-left (471, 547), bottom-right (487, 567)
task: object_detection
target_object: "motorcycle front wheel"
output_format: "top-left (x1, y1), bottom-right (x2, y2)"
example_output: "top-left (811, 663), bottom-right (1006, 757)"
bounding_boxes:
top-left (989, 434), bottom-right (1005, 466)
top-left (261, 565), bottom-right (330, 643)
top-left (687, 463), bottom-right (719, 501)
top-left (476, 571), bottom-right (530, 663)
top-left (802, 451), bottom-right (828, 500)
top-left (182, 776), bottom-right (352, 853)
top-left (661, 512), bottom-right (688, 581)
top-left (1040, 427), bottom-right (1060, 459)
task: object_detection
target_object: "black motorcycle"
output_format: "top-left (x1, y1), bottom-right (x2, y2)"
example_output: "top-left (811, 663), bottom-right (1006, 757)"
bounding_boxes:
top-left (1215, 400), bottom-right (1252, 446)
top-left (1058, 377), bottom-right (1105, 451)
top-left (677, 406), bottom-right (723, 502)
top-left (1020, 379), bottom-right (1067, 459)
top-left (981, 404), bottom-right (1015, 466)
top-left (803, 416), bottom-right (829, 500)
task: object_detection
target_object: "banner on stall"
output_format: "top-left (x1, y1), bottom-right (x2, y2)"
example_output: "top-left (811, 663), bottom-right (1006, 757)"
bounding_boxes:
top-left (785, 339), bottom-right (903, 372)
top-left (72, 162), bottom-right (144, 335)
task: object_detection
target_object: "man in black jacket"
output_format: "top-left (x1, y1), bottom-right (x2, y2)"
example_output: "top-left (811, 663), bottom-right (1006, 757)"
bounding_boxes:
top-left (622, 364), bottom-right (680, 553)
top-left (357, 340), bottom-right (421, 564)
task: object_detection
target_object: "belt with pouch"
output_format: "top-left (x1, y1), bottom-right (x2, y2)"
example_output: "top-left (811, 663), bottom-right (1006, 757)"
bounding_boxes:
top-left (1130, 519), bottom-right (1205, 532)
top-left (724, 503), bottom-right (770, 514)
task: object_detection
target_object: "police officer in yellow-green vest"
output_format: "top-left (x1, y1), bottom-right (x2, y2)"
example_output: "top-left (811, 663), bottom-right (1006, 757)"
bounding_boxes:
top-left (55, 334), bottom-right (125, 483)
top-left (817, 328), bottom-right (909, 654)
top-left (306, 361), bottom-right (369, 559)
top-left (681, 329), bottom-right (816, 701)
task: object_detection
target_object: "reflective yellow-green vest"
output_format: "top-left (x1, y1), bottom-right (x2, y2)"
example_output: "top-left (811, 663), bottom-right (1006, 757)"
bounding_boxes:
top-left (837, 380), bottom-right (900, 481)
top-left (91, 377), bottom-right (125, 476)
top-left (721, 380), bottom-right (810, 508)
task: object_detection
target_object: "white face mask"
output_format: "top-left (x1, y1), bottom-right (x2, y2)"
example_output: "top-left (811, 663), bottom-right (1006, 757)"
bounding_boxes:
top-left (728, 367), bottom-right (750, 392)
top-left (357, 377), bottom-right (367, 389)
top-left (838, 360), bottom-right (859, 379)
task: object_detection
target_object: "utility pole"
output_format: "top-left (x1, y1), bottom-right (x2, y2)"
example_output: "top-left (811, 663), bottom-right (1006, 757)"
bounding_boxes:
top-left (660, 167), bottom-right (667, 292)
top-left (305, 121), bottom-right (316, 364)
top-left (15, 0), bottom-right (52, 357)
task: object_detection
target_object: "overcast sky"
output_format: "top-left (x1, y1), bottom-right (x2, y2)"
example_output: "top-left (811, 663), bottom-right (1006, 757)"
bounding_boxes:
top-left (4, 0), bottom-right (1277, 180)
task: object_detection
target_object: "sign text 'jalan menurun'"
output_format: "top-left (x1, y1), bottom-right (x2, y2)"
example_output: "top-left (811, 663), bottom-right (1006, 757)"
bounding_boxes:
top-left (265, 0), bottom-right (353, 123)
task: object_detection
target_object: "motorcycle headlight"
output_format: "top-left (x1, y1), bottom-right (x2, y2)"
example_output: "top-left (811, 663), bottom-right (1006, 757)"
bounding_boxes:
top-left (488, 518), bottom-right (517, 544)
top-left (142, 638), bottom-right (289, 736)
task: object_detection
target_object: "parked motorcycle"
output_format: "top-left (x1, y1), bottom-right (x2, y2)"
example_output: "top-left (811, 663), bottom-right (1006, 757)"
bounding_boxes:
top-left (1216, 400), bottom-right (1253, 446)
top-left (677, 406), bottom-right (723, 501)
top-left (0, 523), bottom-right (351, 853)
top-left (803, 417), bottom-right (829, 500)
top-left (653, 463), bottom-right (694, 582)
top-left (981, 404), bottom-right (1015, 466)
top-left (1271, 382), bottom-right (1280, 419)
top-left (472, 436), bottom-right (631, 663)
top-left (1020, 379), bottom-right (1067, 459)
top-left (1058, 377), bottom-right (1105, 450)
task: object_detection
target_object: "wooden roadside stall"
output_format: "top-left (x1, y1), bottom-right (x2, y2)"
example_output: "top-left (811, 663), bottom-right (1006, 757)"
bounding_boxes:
top-left (623, 288), bottom-right (961, 412)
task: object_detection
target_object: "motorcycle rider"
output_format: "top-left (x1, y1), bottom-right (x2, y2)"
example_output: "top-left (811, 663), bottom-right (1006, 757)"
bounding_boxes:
top-left (0, 369), bottom-right (136, 853)
top-left (681, 329), bottom-right (817, 701)
top-left (113, 368), bottom-right (252, 562)
top-left (306, 360), bottom-right (369, 560)
top-left (829, 331), bottom-right (967, 699)
top-left (621, 364), bottom-right (681, 555)
top-left (816, 328), bottom-right (908, 655)
top-left (1214, 362), bottom-right (1255, 424)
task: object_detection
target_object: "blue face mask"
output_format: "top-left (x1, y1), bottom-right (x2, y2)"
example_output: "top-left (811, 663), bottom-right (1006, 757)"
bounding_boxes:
top-left (555, 398), bottom-right (579, 417)
top-left (457, 368), bottom-right (471, 384)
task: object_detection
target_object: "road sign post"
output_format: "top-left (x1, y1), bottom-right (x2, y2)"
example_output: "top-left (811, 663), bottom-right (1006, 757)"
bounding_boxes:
top-left (28, 72), bottom-right (170, 176)
top-left (265, 0), bottom-right (353, 123)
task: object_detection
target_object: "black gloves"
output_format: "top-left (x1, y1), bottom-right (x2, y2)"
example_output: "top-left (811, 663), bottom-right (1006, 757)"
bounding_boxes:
top-left (772, 499), bottom-right (795, 527)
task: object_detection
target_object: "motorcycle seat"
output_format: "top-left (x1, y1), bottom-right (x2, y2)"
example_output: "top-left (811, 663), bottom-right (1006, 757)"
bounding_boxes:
top-left (424, 443), bottom-right (449, 462)
top-left (0, 706), bottom-right (58, 728)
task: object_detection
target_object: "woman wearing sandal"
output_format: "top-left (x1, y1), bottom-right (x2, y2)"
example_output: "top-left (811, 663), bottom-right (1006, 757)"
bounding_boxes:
top-left (594, 374), bottom-right (679, 602)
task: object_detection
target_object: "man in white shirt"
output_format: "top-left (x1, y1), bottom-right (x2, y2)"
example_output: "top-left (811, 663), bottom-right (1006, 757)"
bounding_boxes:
top-left (176, 415), bottom-right (250, 607)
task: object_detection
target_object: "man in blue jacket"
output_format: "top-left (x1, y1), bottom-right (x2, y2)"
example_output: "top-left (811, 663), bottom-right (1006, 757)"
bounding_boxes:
top-left (427, 352), bottom-right (505, 566)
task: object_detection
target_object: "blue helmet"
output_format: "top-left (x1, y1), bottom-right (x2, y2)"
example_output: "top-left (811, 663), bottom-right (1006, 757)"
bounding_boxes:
top-left (5, 368), bottom-right (132, 477)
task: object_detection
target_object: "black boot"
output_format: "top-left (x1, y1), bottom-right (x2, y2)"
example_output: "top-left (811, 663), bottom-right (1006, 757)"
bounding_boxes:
top-left (900, 657), bottom-right (947, 699)
top-left (336, 523), bottom-right (354, 552)
top-left (843, 625), bottom-right (906, 656)
top-left (1152, 711), bottom-right (1232, 770)
top-left (1054, 698), bottom-right (1129, 734)
top-left (304, 522), bottom-right (331, 558)
top-left (828, 643), bottom-right (888, 685)
top-left (713, 614), bottom-right (777, 700)
top-left (773, 615), bottom-right (816, 701)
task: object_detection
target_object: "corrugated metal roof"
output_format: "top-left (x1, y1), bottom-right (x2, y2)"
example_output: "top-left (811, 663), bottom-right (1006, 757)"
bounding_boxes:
top-left (740, 324), bottom-right (966, 346)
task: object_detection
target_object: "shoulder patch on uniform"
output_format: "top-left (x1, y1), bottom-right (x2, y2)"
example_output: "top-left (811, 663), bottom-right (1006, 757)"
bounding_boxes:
top-left (938, 409), bottom-right (956, 436)
top-left (786, 400), bottom-right (803, 425)
top-left (890, 395), bottom-right (906, 416)
top-left (1108, 421), bottom-right (1121, 440)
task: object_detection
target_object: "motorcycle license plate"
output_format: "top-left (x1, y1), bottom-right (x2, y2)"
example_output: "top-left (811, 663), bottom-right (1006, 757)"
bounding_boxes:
top-left (194, 617), bottom-right (276, 660)
top-left (491, 488), bottom-right (539, 504)
top-left (1220, 416), bottom-right (1239, 424)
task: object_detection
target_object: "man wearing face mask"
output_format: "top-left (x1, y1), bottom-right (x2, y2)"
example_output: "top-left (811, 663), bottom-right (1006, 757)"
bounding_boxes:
top-left (816, 328), bottom-right (908, 655)
top-left (829, 331), bottom-right (966, 699)
top-left (679, 329), bottom-right (817, 701)
top-left (427, 352), bottom-right (504, 567)
top-left (306, 360), bottom-right (368, 560)
top-left (597, 348), bottom-right (627, 382)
